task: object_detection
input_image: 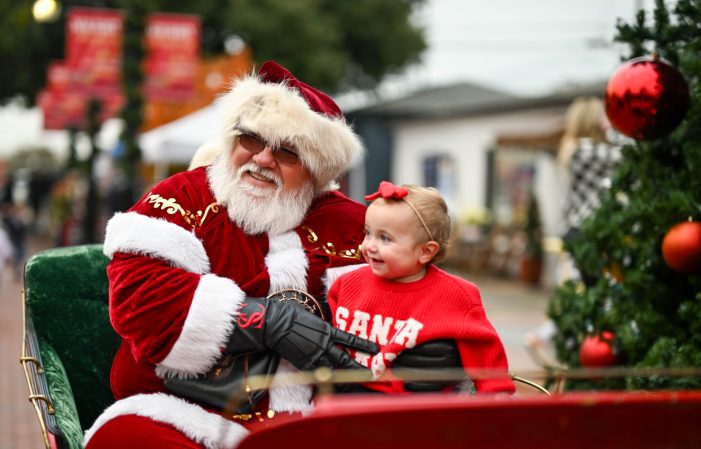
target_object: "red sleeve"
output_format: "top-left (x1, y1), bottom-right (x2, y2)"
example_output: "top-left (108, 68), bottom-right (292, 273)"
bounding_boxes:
top-left (104, 171), bottom-right (246, 379)
top-left (108, 253), bottom-right (200, 365)
top-left (457, 305), bottom-right (516, 394)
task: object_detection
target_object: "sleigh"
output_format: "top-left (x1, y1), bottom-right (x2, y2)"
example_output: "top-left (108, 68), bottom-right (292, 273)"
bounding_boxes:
top-left (21, 245), bottom-right (701, 449)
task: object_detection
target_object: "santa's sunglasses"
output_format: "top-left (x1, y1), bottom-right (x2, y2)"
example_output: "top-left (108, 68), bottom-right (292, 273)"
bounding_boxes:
top-left (237, 131), bottom-right (300, 166)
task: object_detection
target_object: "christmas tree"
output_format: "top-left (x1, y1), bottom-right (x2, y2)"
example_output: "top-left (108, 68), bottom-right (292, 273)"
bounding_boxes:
top-left (548, 0), bottom-right (701, 390)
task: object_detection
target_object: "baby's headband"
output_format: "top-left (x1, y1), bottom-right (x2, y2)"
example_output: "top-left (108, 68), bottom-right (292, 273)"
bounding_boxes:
top-left (364, 181), bottom-right (434, 241)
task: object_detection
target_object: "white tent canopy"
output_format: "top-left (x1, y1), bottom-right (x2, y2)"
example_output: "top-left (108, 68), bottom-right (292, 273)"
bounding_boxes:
top-left (0, 99), bottom-right (223, 181)
top-left (138, 100), bottom-right (224, 165)
top-left (0, 104), bottom-right (124, 163)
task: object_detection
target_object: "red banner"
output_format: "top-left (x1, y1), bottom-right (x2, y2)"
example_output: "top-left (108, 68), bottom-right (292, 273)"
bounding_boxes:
top-left (38, 8), bottom-right (203, 129)
top-left (38, 7), bottom-right (124, 129)
top-left (66, 7), bottom-right (123, 96)
top-left (47, 61), bottom-right (72, 93)
top-left (38, 89), bottom-right (124, 130)
top-left (144, 13), bottom-right (201, 101)
top-left (38, 89), bottom-right (83, 130)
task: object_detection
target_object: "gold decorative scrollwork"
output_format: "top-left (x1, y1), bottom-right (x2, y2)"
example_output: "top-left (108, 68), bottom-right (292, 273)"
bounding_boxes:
top-left (146, 194), bottom-right (184, 215)
top-left (197, 203), bottom-right (221, 226)
top-left (301, 226), bottom-right (318, 243)
top-left (145, 193), bottom-right (220, 229)
top-left (302, 226), bottom-right (362, 259)
top-left (339, 246), bottom-right (363, 259)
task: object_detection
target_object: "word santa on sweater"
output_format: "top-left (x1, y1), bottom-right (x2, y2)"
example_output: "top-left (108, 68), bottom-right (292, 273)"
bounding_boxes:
top-left (335, 307), bottom-right (425, 378)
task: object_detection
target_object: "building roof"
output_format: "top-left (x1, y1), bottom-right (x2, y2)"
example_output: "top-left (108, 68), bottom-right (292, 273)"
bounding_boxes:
top-left (349, 80), bottom-right (607, 120)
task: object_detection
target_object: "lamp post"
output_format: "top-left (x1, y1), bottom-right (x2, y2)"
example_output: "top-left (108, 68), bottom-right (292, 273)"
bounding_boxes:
top-left (32, 0), bottom-right (61, 23)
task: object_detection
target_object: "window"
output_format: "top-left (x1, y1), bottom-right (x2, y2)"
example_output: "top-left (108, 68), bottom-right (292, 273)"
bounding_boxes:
top-left (423, 155), bottom-right (456, 203)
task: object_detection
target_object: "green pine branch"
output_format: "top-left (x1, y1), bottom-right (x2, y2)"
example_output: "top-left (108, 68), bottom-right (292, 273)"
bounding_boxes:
top-left (548, 0), bottom-right (701, 391)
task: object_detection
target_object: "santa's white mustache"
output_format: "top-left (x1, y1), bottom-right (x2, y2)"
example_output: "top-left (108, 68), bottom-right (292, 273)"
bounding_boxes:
top-left (236, 162), bottom-right (283, 189)
top-left (236, 163), bottom-right (282, 188)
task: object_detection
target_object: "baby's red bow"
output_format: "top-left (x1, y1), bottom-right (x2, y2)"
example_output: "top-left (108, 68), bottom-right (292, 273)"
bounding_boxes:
top-left (364, 181), bottom-right (408, 201)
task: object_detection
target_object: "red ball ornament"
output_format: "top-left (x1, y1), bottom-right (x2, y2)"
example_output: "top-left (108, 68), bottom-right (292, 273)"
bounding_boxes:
top-left (605, 56), bottom-right (690, 140)
top-left (579, 331), bottom-right (617, 368)
top-left (661, 221), bottom-right (701, 274)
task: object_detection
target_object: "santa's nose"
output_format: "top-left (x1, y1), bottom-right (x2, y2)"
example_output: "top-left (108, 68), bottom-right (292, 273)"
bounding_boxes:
top-left (252, 146), bottom-right (277, 168)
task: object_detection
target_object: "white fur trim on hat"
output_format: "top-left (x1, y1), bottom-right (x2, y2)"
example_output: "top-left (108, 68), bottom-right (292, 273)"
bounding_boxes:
top-left (83, 393), bottom-right (249, 449)
top-left (156, 274), bottom-right (245, 378)
top-left (189, 141), bottom-right (224, 170)
top-left (104, 212), bottom-right (210, 274)
top-left (218, 74), bottom-right (364, 190)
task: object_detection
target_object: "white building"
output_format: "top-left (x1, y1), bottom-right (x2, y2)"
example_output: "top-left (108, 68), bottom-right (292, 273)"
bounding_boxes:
top-left (347, 80), bottom-right (606, 286)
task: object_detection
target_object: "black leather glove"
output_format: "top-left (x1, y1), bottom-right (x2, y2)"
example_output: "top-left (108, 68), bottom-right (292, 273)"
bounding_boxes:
top-left (393, 339), bottom-right (470, 392)
top-left (227, 296), bottom-right (379, 371)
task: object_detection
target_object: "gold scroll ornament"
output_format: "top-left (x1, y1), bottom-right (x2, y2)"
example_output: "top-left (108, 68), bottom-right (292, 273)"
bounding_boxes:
top-left (301, 226), bottom-right (362, 259)
top-left (145, 193), bottom-right (220, 229)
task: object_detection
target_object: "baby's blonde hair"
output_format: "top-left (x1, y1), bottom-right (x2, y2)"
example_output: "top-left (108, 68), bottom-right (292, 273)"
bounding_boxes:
top-left (403, 185), bottom-right (451, 263)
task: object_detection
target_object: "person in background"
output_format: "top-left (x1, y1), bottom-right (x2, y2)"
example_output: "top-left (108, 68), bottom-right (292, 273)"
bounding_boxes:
top-left (84, 60), bottom-right (378, 449)
top-left (49, 170), bottom-right (80, 246)
top-left (328, 181), bottom-right (516, 394)
top-left (1, 202), bottom-right (27, 280)
top-left (526, 96), bottom-right (623, 358)
top-left (558, 96), bottom-right (622, 267)
top-left (0, 224), bottom-right (13, 287)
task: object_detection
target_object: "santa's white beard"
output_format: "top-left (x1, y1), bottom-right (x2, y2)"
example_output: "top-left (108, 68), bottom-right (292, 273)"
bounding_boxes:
top-left (208, 157), bottom-right (315, 235)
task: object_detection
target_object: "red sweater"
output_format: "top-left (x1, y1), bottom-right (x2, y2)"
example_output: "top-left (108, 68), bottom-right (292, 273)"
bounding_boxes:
top-left (328, 264), bottom-right (515, 394)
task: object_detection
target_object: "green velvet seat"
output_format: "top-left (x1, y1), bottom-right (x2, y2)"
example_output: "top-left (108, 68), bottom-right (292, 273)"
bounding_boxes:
top-left (22, 244), bottom-right (119, 449)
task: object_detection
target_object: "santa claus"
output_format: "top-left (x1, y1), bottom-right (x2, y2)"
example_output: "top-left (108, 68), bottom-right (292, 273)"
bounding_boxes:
top-left (84, 61), bottom-right (377, 449)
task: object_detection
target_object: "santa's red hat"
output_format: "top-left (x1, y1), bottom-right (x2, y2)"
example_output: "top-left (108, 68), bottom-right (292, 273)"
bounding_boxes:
top-left (218, 60), bottom-right (364, 190)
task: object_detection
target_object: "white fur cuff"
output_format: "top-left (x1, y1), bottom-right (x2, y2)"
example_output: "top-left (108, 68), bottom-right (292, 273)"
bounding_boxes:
top-left (156, 274), bottom-right (245, 378)
top-left (104, 212), bottom-right (210, 274)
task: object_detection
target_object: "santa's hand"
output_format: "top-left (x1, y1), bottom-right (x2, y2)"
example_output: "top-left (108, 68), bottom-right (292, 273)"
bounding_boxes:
top-left (227, 297), bottom-right (379, 371)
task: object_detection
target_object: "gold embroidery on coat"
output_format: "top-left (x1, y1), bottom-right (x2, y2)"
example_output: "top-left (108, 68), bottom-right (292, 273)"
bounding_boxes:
top-left (302, 226), bottom-right (362, 259)
top-left (145, 193), bottom-right (220, 228)
top-left (301, 226), bottom-right (318, 243)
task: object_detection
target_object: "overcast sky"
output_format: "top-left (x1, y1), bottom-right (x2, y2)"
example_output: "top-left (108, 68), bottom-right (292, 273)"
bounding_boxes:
top-left (376, 0), bottom-right (653, 98)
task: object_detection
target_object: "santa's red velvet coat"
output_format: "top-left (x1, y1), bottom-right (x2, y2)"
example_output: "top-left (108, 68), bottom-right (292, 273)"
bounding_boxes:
top-left (85, 166), bottom-right (366, 448)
